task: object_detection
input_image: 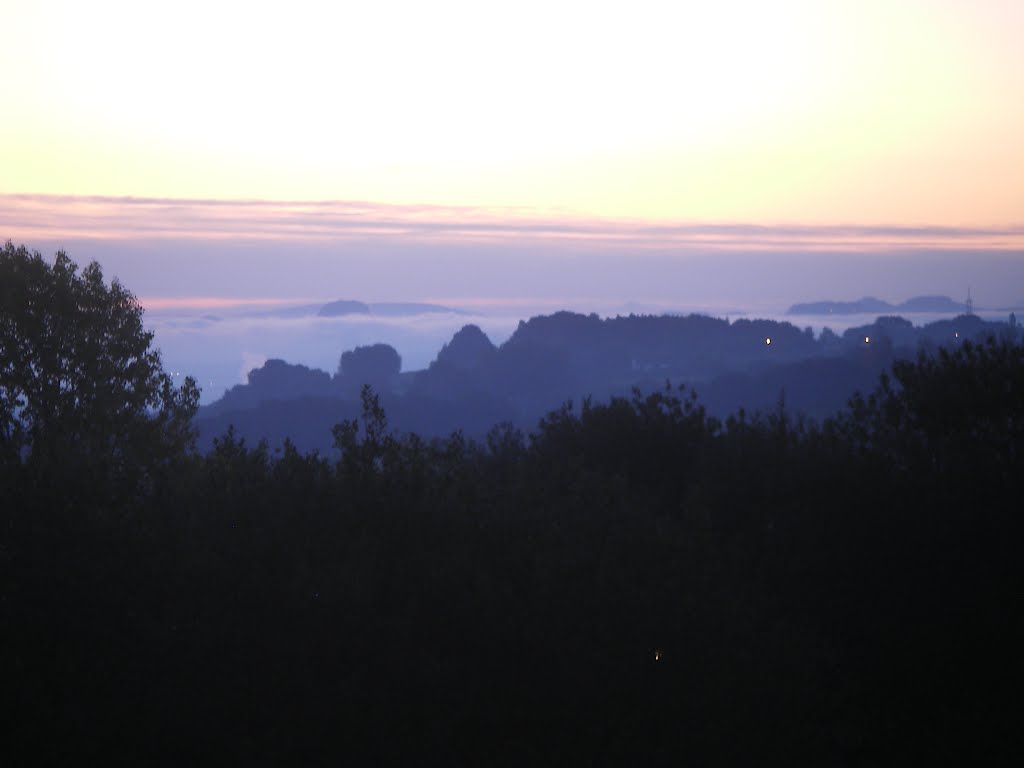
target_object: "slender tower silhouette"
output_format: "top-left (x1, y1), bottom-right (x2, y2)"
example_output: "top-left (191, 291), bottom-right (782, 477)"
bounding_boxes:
top-left (965, 287), bottom-right (974, 315)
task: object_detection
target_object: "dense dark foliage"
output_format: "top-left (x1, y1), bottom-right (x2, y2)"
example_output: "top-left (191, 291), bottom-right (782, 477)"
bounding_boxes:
top-left (3, 247), bottom-right (1022, 765)
top-left (0, 241), bottom-right (198, 503)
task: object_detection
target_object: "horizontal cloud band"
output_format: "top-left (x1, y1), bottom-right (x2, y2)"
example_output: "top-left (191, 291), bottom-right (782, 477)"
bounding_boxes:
top-left (4, 193), bottom-right (1023, 253)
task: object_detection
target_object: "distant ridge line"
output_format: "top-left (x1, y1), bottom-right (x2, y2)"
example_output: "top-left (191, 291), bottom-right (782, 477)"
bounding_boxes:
top-left (788, 295), bottom-right (967, 315)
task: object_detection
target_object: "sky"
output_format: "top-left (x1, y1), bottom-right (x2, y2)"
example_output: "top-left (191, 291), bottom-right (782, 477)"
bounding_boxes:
top-left (3, 0), bottom-right (1021, 221)
top-left (2, 0), bottom-right (1023, 394)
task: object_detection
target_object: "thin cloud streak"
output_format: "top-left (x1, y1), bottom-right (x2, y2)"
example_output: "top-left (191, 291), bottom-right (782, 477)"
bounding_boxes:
top-left (4, 193), bottom-right (1023, 253)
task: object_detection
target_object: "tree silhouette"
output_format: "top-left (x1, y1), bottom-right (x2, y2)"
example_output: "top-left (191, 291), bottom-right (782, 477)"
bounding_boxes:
top-left (0, 242), bottom-right (198, 488)
top-left (836, 335), bottom-right (1023, 489)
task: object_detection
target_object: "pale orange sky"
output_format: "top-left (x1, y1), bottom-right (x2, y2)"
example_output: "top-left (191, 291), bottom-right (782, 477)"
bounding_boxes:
top-left (2, 0), bottom-right (1022, 226)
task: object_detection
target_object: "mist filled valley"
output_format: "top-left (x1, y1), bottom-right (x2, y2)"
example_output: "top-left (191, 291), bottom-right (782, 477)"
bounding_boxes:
top-left (185, 295), bottom-right (1019, 455)
top-left (4, 242), bottom-right (1023, 764)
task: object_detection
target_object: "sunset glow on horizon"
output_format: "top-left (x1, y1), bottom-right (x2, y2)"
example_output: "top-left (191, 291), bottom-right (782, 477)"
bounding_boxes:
top-left (3, 0), bottom-right (1022, 227)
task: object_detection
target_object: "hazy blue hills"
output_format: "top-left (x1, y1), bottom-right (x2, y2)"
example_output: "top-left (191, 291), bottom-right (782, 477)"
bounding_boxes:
top-left (788, 295), bottom-right (966, 315)
top-left (433, 323), bottom-right (498, 370)
top-left (319, 299), bottom-right (464, 317)
top-left (244, 298), bottom-right (465, 318)
top-left (317, 299), bottom-right (371, 316)
top-left (370, 302), bottom-right (468, 316)
top-left (195, 310), bottom-right (1019, 454)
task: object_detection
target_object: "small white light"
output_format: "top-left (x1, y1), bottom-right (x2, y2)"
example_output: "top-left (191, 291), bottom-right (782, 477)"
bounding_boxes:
top-left (654, 649), bottom-right (662, 662)
top-left (765, 337), bottom-right (771, 345)
top-left (864, 336), bottom-right (870, 343)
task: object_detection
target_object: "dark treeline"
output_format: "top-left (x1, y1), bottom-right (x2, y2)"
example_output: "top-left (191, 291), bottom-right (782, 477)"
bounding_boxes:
top-left (197, 309), bottom-right (1019, 454)
top-left (3, 243), bottom-right (1024, 764)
